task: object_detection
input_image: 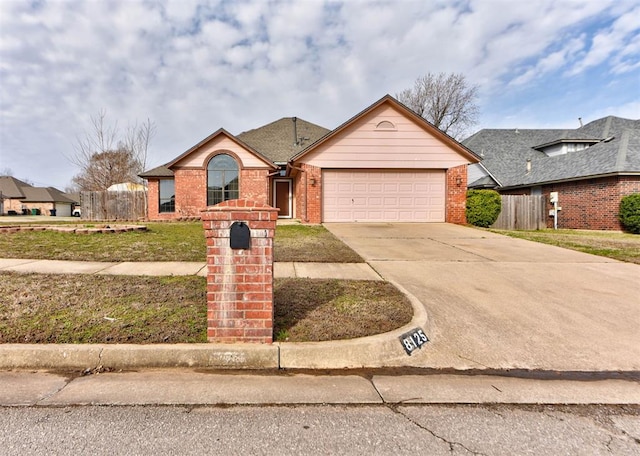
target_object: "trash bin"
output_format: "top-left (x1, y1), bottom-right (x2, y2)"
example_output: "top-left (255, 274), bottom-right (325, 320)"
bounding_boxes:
top-left (31, 208), bottom-right (37, 215)
top-left (50, 209), bottom-right (56, 216)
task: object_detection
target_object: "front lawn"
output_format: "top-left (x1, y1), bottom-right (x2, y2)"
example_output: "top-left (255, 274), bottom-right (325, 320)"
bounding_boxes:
top-left (0, 222), bottom-right (362, 263)
top-left (0, 273), bottom-right (410, 344)
top-left (492, 229), bottom-right (640, 264)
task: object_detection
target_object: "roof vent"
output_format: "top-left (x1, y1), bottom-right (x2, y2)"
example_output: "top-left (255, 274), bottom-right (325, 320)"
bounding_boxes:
top-left (526, 158), bottom-right (532, 174)
top-left (578, 117), bottom-right (583, 127)
top-left (292, 117), bottom-right (298, 146)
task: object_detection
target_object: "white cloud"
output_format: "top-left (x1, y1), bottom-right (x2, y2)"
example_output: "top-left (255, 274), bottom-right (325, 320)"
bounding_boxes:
top-left (0, 0), bottom-right (638, 189)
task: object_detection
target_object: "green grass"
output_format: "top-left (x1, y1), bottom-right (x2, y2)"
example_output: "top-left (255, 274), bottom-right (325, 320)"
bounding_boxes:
top-left (0, 222), bottom-right (206, 262)
top-left (0, 222), bottom-right (363, 263)
top-left (492, 229), bottom-right (640, 264)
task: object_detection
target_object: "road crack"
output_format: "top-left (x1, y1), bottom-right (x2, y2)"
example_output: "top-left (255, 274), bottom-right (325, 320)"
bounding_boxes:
top-left (35, 375), bottom-right (74, 405)
top-left (387, 404), bottom-right (487, 455)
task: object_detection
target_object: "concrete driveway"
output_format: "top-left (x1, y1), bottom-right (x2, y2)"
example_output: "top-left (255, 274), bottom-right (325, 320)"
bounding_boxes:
top-left (324, 223), bottom-right (640, 372)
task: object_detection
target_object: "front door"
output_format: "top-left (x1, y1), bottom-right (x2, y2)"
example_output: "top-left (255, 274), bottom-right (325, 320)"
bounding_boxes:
top-left (274, 179), bottom-right (292, 218)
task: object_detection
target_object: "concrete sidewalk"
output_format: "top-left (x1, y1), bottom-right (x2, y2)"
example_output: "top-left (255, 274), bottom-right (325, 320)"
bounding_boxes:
top-left (2, 369), bottom-right (639, 406)
top-left (0, 258), bottom-right (381, 280)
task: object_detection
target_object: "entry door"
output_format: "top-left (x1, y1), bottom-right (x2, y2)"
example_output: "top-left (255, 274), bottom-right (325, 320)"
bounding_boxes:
top-left (274, 179), bottom-right (292, 218)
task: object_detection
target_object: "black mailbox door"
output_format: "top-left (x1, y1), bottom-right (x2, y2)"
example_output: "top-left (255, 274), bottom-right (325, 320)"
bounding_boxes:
top-left (230, 222), bottom-right (251, 249)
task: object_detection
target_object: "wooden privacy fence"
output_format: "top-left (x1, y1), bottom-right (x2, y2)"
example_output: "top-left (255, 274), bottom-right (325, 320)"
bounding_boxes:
top-left (491, 195), bottom-right (547, 230)
top-left (80, 191), bottom-right (147, 221)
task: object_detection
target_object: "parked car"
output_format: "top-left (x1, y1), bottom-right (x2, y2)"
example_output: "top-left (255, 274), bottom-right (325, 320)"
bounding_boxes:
top-left (72, 207), bottom-right (81, 217)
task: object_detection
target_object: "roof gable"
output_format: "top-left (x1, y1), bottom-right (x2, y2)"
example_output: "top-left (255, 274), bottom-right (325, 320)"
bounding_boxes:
top-left (167, 129), bottom-right (276, 170)
top-left (292, 94), bottom-right (480, 164)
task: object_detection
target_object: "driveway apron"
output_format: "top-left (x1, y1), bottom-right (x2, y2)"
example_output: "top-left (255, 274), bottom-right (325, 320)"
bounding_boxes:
top-left (324, 223), bottom-right (640, 371)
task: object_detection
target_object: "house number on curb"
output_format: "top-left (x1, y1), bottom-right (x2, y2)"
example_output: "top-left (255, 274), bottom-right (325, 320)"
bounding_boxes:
top-left (399, 328), bottom-right (429, 355)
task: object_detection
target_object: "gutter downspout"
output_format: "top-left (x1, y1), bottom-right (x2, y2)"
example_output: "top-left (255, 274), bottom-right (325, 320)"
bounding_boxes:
top-left (287, 163), bottom-right (308, 223)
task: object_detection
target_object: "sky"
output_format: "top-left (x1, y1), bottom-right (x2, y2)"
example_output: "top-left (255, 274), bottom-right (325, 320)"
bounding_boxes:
top-left (1, 0), bottom-right (639, 190)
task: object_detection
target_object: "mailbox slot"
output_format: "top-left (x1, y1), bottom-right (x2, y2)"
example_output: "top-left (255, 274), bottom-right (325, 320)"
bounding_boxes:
top-left (230, 221), bottom-right (251, 249)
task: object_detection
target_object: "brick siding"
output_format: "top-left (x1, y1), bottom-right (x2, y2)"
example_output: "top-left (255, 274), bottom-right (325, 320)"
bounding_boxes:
top-left (202, 199), bottom-right (278, 344)
top-left (501, 176), bottom-right (640, 230)
top-left (445, 164), bottom-right (468, 224)
top-left (145, 167), bottom-right (271, 221)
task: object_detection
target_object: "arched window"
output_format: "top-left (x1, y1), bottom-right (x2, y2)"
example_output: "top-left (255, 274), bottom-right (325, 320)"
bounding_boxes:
top-left (207, 154), bottom-right (239, 205)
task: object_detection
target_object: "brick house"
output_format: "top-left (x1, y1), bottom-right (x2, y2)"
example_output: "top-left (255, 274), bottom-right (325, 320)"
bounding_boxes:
top-left (140, 95), bottom-right (480, 224)
top-left (0, 176), bottom-right (77, 217)
top-left (464, 116), bottom-right (640, 230)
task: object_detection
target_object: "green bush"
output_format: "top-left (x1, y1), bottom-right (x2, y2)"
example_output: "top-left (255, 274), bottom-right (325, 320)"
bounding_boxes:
top-left (619, 193), bottom-right (640, 234)
top-left (466, 189), bottom-right (502, 227)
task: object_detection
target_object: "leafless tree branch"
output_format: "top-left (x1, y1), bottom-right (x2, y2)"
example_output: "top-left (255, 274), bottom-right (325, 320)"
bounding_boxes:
top-left (68, 112), bottom-right (155, 191)
top-left (396, 72), bottom-right (479, 140)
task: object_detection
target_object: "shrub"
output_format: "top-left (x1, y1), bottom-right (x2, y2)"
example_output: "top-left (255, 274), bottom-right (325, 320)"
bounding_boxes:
top-left (466, 189), bottom-right (502, 227)
top-left (619, 193), bottom-right (640, 234)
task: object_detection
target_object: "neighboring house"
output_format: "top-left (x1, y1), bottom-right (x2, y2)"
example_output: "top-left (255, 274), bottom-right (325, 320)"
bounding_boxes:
top-left (140, 95), bottom-right (479, 224)
top-left (464, 116), bottom-right (640, 231)
top-left (0, 176), bottom-right (77, 216)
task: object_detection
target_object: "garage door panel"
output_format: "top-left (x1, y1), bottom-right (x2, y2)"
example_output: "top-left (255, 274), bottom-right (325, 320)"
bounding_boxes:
top-left (323, 170), bottom-right (445, 222)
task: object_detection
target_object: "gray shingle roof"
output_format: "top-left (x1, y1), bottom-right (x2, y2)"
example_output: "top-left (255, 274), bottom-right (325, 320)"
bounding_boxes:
top-left (463, 116), bottom-right (640, 189)
top-left (237, 117), bottom-right (330, 163)
top-left (0, 176), bottom-right (30, 198)
top-left (140, 119), bottom-right (328, 177)
top-left (20, 186), bottom-right (77, 203)
top-left (139, 165), bottom-right (174, 178)
top-left (0, 176), bottom-right (76, 203)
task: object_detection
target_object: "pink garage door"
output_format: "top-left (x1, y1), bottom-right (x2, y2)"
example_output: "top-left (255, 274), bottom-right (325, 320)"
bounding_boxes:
top-left (323, 170), bottom-right (445, 222)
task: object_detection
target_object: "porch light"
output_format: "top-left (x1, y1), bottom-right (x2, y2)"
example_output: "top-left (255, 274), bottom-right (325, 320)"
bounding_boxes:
top-left (456, 177), bottom-right (463, 186)
top-left (309, 177), bottom-right (317, 186)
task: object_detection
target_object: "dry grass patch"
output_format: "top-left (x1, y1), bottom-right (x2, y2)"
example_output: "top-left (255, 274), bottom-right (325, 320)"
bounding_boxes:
top-left (0, 272), bottom-right (207, 344)
top-left (274, 225), bottom-right (363, 263)
top-left (274, 279), bottom-right (413, 342)
top-left (0, 273), bottom-right (412, 344)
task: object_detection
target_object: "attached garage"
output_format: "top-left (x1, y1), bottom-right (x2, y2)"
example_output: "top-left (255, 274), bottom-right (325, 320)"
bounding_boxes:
top-left (323, 170), bottom-right (445, 222)
top-left (289, 95), bottom-right (480, 224)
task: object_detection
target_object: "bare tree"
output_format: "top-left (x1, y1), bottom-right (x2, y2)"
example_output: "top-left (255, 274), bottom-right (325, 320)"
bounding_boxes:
top-left (69, 111), bottom-right (155, 191)
top-left (396, 72), bottom-right (479, 140)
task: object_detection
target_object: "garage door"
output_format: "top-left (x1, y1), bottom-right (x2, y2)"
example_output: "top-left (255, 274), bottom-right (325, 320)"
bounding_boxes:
top-left (323, 170), bottom-right (445, 222)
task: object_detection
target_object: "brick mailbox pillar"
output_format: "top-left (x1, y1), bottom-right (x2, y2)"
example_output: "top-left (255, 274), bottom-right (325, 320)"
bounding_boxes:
top-left (202, 200), bottom-right (279, 344)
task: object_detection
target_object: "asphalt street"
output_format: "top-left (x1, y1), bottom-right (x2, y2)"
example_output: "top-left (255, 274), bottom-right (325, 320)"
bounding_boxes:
top-left (1, 404), bottom-right (639, 455)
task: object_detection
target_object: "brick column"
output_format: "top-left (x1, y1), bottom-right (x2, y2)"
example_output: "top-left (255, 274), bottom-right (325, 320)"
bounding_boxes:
top-left (201, 199), bottom-right (278, 344)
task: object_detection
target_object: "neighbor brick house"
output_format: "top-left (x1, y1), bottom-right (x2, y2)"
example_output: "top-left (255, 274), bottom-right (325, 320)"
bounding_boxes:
top-left (0, 176), bottom-right (77, 216)
top-left (464, 116), bottom-right (640, 230)
top-left (140, 95), bottom-right (480, 224)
